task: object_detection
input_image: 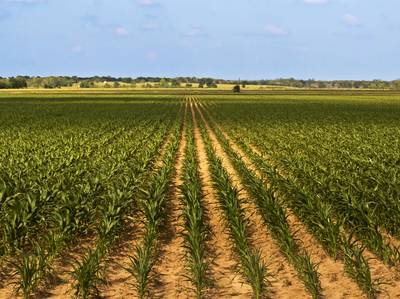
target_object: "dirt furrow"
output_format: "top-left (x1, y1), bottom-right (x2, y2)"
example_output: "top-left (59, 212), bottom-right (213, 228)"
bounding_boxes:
top-left (0, 262), bottom-right (15, 299)
top-left (151, 101), bottom-right (191, 298)
top-left (190, 100), bottom-right (253, 298)
top-left (238, 132), bottom-right (400, 298)
top-left (40, 237), bottom-right (97, 298)
top-left (362, 251), bottom-right (400, 298)
top-left (198, 104), bottom-right (366, 298)
top-left (100, 126), bottom-right (178, 298)
top-left (47, 126), bottom-right (176, 299)
top-left (194, 101), bottom-right (310, 299)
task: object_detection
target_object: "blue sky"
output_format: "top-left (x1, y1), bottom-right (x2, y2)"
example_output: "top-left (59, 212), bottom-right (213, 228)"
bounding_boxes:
top-left (1, 0), bottom-right (399, 80)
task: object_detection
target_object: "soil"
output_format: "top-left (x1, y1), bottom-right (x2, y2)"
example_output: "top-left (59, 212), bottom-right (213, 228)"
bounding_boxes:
top-left (190, 99), bottom-right (253, 298)
top-left (211, 107), bottom-right (400, 299)
top-left (195, 101), bottom-right (310, 299)
top-left (150, 101), bottom-right (192, 298)
top-left (197, 103), bottom-right (366, 298)
top-left (2, 96), bottom-right (400, 299)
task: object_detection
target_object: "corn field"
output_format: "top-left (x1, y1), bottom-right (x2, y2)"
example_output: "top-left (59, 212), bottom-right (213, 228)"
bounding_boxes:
top-left (1, 92), bottom-right (400, 298)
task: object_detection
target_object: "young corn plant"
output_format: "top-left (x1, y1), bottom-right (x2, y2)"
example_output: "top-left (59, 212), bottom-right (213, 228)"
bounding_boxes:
top-left (179, 116), bottom-right (209, 298)
top-left (127, 126), bottom-right (181, 298)
top-left (11, 245), bottom-right (48, 299)
top-left (71, 247), bottom-right (106, 299)
top-left (229, 130), bottom-right (381, 298)
top-left (205, 114), bottom-right (322, 298)
top-left (277, 153), bottom-right (400, 266)
top-left (196, 112), bottom-right (268, 299)
top-left (71, 130), bottom-right (170, 299)
top-left (0, 99), bottom-right (184, 296)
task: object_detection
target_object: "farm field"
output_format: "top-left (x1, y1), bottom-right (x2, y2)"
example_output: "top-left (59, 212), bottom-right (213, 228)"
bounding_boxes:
top-left (1, 91), bottom-right (400, 298)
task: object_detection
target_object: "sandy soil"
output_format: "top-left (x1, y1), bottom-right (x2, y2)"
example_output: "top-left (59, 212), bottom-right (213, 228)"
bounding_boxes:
top-left (98, 217), bottom-right (144, 298)
top-left (247, 142), bottom-right (400, 298)
top-left (190, 100), bottom-right (254, 298)
top-left (195, 101), bottom-right (311, 298)
top-left (214, 110), bottom-right (400, 299)
top-left (363, 249), bottom-right (400, 298)
top-left (2, 97), bottom-right (400, 299)
top-left (42, 236), bottom-right (97, 299)
top-left (197, 103), bottom-right (366, 298)
top-left (0, 261), bottom-right (19, 299)
top-left (150, 102), bottom-right (193, 298)
top-left (100, 108), bottom-right (187, 299)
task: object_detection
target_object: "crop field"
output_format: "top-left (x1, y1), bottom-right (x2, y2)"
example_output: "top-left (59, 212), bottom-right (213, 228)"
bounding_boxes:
top-left (1, 91), bottom-right (400, 298)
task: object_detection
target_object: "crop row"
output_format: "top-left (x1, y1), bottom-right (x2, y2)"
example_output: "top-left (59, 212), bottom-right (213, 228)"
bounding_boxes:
top-left (126, 112), bottom-right (182, 298)
top-left (196, 103), bottom-right (323, 298)
top-left (180, 108), bottom-right (208, 298)
top-left (202, 98), bottom-right (397, 298)
top-left (0, 100), bottom-right (183, 298)
top-left (194, 104), bottom-right (268, 298)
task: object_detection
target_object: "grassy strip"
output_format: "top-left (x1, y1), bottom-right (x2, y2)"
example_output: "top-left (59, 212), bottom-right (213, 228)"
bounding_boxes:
top-left (195, 108), bottom-right (268, 299)
top-left (202, 108), bottom-right (323, 298)
top-left (180, 110), bottom-right (208, 298)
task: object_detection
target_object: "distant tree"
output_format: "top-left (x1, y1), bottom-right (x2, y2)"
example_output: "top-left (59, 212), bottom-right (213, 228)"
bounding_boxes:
top-left (0, 79), bottom-right (10, 89)
top-left (113, 82), bottom-right (120, 88)
top-left (198, 83), bottom-right (204, 88)
top-left (42, 77), bottom-right (69, 88)
top-left (28, 77), bottom-right (44, 88)
top-left (9, 77), bottom-right (27, 89)
top-left (392, 80), bottom-right (400, 90)
top-left (233, 85), bottom-right (241, 93)
top-left (160, 78), bottom-right (169, 88)
top-left (80, 81), bottom-right (95, 88)
top-left (170, 80), bottom-right (180, 88)
top-left (186, 83), bottom-right (193, 88)
top-left (120, 77), bottom-right (133, 83)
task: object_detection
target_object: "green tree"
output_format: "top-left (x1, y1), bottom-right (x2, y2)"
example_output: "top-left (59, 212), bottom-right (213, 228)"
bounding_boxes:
top-left (80, 81), bottom-right (95, 88)
top-left (160, 78), bottom-right (169, 88)
top-left (9, 77), bottom-right (27, 89)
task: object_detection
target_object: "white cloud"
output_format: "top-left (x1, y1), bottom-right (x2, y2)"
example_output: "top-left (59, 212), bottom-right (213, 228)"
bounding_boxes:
top-left (2, 0), bottom-right (45, 3)
top-left (115, 27), bottom-right (129, 36)
top-left (146, 50), bottom-right (158, 60)
top-left (303, 0), bottom-right (329, 4)
top-left (141, 23), bottom-right (159, 31)
top-left (137, 0), bottom-right (158, 6)
top-left (183, 26), bottom-right (207, 37)
top-left (343, 14), bottom-right (361, 26)
top-left (263, 24), bottom-right (287, 36)
top-left (0, 10), bottom-right (10, 21)
top-left (70, 46), bottom-right (82, 53)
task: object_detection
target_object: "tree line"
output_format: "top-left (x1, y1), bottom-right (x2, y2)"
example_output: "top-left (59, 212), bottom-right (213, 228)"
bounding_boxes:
top-left (1, 76), bottom-right (400, 90)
